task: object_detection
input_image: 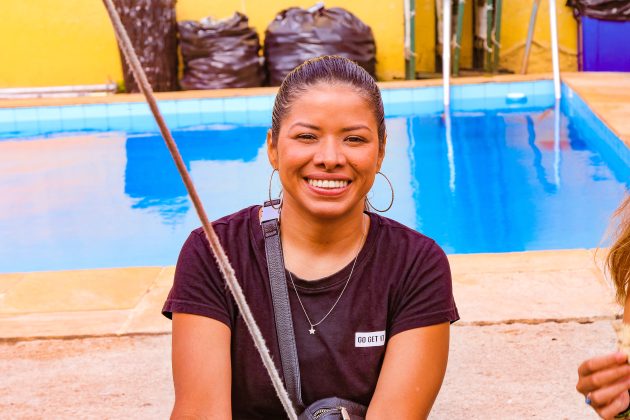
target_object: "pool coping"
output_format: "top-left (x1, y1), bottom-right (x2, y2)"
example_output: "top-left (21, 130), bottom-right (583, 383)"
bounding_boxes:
top-left (2, 72), bottom-right (627, 151)
top-left (0, 73), bottom-right (552, 109)
top-left (0, 248), bottom-right (619, 340)
top-left (562, 72), bottom-right (630, 149)
top-left (0, 74), bottom-right (562, 139)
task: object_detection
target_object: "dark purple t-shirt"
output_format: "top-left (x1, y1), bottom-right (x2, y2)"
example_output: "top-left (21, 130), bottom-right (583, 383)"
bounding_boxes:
top-left (163, 206), bottom-right (459, 419)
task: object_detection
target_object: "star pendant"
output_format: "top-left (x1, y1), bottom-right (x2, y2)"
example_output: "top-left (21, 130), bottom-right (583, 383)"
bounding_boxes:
top-left (309, 327), bottom-right (315, 335)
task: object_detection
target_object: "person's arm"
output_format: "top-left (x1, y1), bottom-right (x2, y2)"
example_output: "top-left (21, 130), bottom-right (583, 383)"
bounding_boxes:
top-left (366, 322), bottom-right (450, 419)
top-left (171, 313), bottom-right (232, 420)
top-left (576, 292), bottom-right (630, 419)
top-left (576, 352), bottom-right (630, 419)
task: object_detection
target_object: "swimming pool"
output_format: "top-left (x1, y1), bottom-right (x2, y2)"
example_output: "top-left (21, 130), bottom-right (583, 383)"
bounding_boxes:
top-left (0, 80), bottom-right (628, 272)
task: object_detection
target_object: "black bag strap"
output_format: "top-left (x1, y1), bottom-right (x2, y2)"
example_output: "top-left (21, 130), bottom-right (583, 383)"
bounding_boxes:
top-left (260, 200), bottom-right (304, 411)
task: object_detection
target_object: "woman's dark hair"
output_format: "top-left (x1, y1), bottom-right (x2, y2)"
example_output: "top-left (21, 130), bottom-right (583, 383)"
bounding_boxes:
top-left (271, 55), bottom-right (386, 149)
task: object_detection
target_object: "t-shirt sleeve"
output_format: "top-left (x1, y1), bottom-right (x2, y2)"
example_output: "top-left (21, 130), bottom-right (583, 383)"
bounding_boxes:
top-left (389, 240), bottom-right (459, 337)
top-left (162, 230), bottom-right (233, 328)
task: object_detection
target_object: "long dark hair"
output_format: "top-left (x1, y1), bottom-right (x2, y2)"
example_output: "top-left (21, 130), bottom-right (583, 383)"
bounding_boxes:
top-left (609, 195), bottom-right (630, 305)
top-left (270, 55), bottom-right (386, 149)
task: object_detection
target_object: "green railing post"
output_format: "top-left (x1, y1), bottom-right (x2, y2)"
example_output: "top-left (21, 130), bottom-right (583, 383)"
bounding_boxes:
top-left (453, 0), bottom-right (466, 76)
top-left (493, 0), bottom-right (503, 72)
top-left (485, 0), bottom-right (494, 73)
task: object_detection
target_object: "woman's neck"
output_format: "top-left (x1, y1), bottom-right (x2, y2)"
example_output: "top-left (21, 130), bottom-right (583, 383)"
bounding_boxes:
top-left (278, 202), bottom-right (368, 280)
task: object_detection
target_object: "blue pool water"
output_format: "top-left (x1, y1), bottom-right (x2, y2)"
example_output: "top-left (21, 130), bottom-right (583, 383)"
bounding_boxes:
top-left (0, 81), bottom-right (628, 272)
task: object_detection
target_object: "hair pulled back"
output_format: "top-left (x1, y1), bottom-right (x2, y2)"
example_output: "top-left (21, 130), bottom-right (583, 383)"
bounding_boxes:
top-left (271, 56), bottom-right (386, 149)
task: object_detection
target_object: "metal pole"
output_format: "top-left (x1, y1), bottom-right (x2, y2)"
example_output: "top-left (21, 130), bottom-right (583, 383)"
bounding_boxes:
top-left (553, 99), bottom-right (561, 187)
top-left (549, 0), bottom-right (562, 100)
top-left (444, 109), bottom-right (456, 193)
top-left (443, 0), bottom-right (452, 107)
top-left (453, 0), bottom-right (466, 76)
top-left (521, 0), bottom-right (541, 74)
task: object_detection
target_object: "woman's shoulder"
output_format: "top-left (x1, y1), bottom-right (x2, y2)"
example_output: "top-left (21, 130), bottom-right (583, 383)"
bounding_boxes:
top-left (182, 205), bottom-right (266, 276)
top-left (370, 213), bottom-right (439, 250)
top-left (190, 205), bottom-right (260, 238)
top-left (367, 213), bottom-right (448, 271)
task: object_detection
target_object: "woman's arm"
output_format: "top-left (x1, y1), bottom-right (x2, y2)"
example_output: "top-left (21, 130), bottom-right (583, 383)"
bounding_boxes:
top-left (171, 313), bottom-right (232, 420)
top-left (576, 352), bottom-right (630, 419)
top-left (367, 323), bottom-right (450, 419)
top-left (575, 299), bottom-right (630, 419)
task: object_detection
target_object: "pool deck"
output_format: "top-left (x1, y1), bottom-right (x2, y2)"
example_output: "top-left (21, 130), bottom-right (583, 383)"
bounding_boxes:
top-left (0, 71), bottom-right (628, 340)
top-left (0, 249), bottom-right (619, 340)
top-left (563, 72), bottom-right (630, 147)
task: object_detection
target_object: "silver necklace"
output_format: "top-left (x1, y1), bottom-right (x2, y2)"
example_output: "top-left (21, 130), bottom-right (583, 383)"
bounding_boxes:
top-left (285, 217), bottom-right (366, 335)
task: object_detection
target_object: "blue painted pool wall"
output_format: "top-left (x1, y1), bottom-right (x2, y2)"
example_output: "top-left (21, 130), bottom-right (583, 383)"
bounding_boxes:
top-left (0, 80), bottom-right (626, 166)
top-left (0, 95), bottom-right (276, 139)
top-left (562, 83), bottom-right (630, 173)
top-left (0, 81), bottom-right (555, 138)
top-left (384, 80), bottom-right (556, 117)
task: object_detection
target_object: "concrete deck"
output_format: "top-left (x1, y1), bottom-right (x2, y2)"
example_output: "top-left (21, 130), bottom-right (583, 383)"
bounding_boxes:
top-left (0, 249), bottom-right (618, 340)
top-left (0, 249), bottom-right (619, 418)
top-left (563, 72), bottom-right (630, 147)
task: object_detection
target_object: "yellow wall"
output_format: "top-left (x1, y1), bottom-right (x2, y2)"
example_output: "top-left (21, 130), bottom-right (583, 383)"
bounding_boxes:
top-left (0, 0), bottom-right (577, 88)
top-left (0, 0), bottom-right (404, 88)
top-left (414, 0), bottom-right (577, 75)
top-left (415, 1), bottom-right (436, 73)
top-left (500, 0), bottom-right (578, 73)
top-left (0, 1), bottom-right (123, 88)
top-left (414, 1), bottom-right (474, 74)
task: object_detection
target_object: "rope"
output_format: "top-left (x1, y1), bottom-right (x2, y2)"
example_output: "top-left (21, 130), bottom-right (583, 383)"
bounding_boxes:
top-left (101, 1), bottom-right (298, 418)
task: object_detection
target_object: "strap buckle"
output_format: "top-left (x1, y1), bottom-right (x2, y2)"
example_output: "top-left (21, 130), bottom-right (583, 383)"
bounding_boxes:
top-left (260, 200), bottom-right (280, 224)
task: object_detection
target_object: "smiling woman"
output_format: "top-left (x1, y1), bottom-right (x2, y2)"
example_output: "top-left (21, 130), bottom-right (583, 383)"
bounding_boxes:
top-left (268, 81), bottom-right (383, 225)
top-left (162, 56), bottom-right (459, 420)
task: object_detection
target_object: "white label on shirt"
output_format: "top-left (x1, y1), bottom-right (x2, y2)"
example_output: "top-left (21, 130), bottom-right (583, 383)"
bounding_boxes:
top-left (355, 331), bottom-right (386, 347)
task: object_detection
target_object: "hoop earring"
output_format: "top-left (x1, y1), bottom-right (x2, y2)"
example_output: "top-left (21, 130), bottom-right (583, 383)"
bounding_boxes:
top-left (366, 171), bottom-right (394, 213)
top-left (268, 169), bottom-right (283, 210)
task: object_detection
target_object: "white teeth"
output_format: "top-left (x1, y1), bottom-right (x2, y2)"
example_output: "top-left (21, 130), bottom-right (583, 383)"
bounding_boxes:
top-left (308, 179), bottom-right (348, 189)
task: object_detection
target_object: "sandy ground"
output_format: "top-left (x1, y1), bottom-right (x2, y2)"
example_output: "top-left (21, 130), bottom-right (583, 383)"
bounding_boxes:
top-left (0, 320), bottom-right (614, 419)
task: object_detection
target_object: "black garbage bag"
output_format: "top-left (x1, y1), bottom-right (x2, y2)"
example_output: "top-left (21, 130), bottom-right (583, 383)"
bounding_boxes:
top-left (567, 0), bottom-right (630, 21)
top-left (111, 0), bottom-right (179, 92)
top-left (264, 5), bottom-right (376, 86)
top-left (179, 13), bottom-right (264, 89)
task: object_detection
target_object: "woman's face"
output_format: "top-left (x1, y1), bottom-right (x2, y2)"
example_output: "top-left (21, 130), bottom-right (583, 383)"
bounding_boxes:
top-left (267, 83), bottom-right (385, 220)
